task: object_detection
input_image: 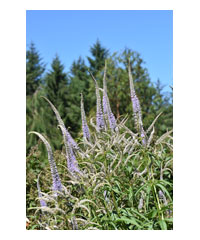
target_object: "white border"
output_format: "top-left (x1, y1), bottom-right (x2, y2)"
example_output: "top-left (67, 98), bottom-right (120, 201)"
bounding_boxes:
top-left (1, 0), bottom-right (200, 239)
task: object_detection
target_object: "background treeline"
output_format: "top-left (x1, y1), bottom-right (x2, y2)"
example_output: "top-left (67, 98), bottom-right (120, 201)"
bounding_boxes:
top-left (26, 40), bottom-right (173, 155)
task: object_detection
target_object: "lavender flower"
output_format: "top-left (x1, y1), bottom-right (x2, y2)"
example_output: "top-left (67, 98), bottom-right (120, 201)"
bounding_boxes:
top-left (102, 61), bottom-right (117, 131)
top-left (42, 97), bottom-right (78, 150)
top-left (141, 128), bottom-right (147, 146)
top-left (81, 93), bottom-right (91, 141)
top-left (37, 175), bottom-right (47, 207)
top-left (138, 197), bottom-right (144, 210)
top-left (29, 132), bottom-right (63, 196)
top-left (59, 125), bottom-right (82, 175)
top-left (89, 71), bottom-right (105, 132)
top-left (102, 94), bottom-right (107, 116)
top-left (158, 190), bottom-right (168, 206)
top-left (128, 61), bottom-right (146, 145)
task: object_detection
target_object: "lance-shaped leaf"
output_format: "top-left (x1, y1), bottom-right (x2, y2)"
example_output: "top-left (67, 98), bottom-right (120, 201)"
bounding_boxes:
top-left (89, 71), bottom-right (105, 132)
top-left (80, 93), bottom-right (91, 141)
top-left (58, 125), bottom-right (82, 175)
top-left (102, 61), bottom-right (117, 131)
top-left (29, 131), bottom-right (63, 195)
top-left (42, 96), bottom-right (78, 150)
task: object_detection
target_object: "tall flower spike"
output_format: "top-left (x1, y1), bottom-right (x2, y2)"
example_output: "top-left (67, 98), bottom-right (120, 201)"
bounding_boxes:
top-left (42, 97), bottom-right (78, 150)
top-left (102, 61), bottom-right (117, 131)
top-left (58, 125), bottom-right (82, 175)
top-left (29, 132), bottom-right (63, 196)
top-left (81, 93), bottom-right (91, 141)
top-left (128, 60), bottom-right (146, 146)
top-left (89, 70), bottom-right (105, 132)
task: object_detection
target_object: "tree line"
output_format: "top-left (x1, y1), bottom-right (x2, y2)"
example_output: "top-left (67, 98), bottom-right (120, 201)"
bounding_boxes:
top-left (26, 40), bottom-right (172, 155)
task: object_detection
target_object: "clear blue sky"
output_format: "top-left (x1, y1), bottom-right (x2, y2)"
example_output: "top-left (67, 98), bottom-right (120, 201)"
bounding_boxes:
top-left (26, 10), bottom-right (173, 92)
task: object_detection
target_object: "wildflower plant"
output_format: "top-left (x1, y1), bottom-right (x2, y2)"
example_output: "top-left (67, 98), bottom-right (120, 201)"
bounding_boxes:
top-left (27, 65), bottom-right (173, 230)
top-left (89, 70), bottom-right (105, 132)
top-left (102, 61), bottom-right (117, 131)
top-left (80, 93), bottom-right (91, 142)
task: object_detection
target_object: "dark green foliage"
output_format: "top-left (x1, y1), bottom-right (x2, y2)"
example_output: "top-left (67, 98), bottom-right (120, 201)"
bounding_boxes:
top-left (151, 79), bottom-right (173, 135)
top-left (45, 55), bottom-right (69, 119)
top-left (26, 87), bottom-right (48, 154)
top-left (87, 39), bottom-right (109, 76)
top-left (43, 55), bottom-right (71, 145)
top-left (26, 42), bottom-right (45, 96)
top-left (66, 57), bottom-right (91, 134)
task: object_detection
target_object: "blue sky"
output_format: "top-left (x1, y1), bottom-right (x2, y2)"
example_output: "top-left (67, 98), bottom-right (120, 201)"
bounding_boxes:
top-left (26, 10), bottom-right (173, 92)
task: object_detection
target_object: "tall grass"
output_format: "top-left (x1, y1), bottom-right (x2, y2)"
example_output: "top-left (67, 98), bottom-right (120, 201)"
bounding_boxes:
top-left (26, 63), bottom-right (173, 230)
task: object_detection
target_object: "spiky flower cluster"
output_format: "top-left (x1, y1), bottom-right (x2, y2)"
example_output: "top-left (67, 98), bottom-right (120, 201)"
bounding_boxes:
top-left (102, 61), bottom-right (117, 131)
top-left (128, 62), bottom-right (146, 145)
top-left (80, 93), bottom-right (91, 141)
top-left (42, 97), bottom-right (81, 175)
top-left (42, 97), bottom-right (79, 150)
top-left (37, 175), bottom-right (47, 207)
top-left (29, 131), bottom-right (63, 196)
top-left (89, 71), bottom-right (105, 132)
top-left (59, 124), bottom-right (82, 175)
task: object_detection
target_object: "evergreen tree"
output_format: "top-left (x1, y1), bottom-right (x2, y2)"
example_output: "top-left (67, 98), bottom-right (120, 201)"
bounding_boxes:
top-left (86, 40), bottom-right (110, 114)
top-left (45, 55), bottom-right (69, 121)
top-left (26, 42), bottom-right (45, 96)
top-left (151, 79), bottom-right (173, 135)
top-left (87, 39), bottom-right (109, 76)
top-left (26, 87), bottom-right (48, 155)
top-left (69, 57), bottom-right (90, 116)
top-left (43, 55), bottom-right (71, 147)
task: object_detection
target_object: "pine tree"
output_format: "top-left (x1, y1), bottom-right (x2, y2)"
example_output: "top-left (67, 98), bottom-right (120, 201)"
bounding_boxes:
top-left (26, 87), bottom-right (48, 155)
top-left (87, 39), bottom-right (109, 76)
top-left (43, 55), bottom-right (71, 147)
top-left (44, 55), bottom-right (69, 121)
top-left (70, 57), bottom-right (90, 114)
top-left (26, 42), bottom-right (45, 96)
top-left (151, 79), bottom-right (173, 135)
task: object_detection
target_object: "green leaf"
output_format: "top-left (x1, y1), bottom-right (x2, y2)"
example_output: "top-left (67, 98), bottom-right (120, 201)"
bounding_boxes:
top-left (116, 217), bottom-right (141, 227)
top-left (128, 186), bottom-right (133, 201)
top-left (135, 183), bottom-right (147, 197)
top-left (158, 220), bottom-right (167, 230)
top-left (164, 218), bottom-right (173, 223)
top-left (129, 208), bottom-right (150, 222)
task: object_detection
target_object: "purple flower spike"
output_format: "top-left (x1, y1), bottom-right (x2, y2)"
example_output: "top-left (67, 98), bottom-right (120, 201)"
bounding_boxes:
top-left (37, 175), bottom-right (47, 207)
top-left (103, 61), bottom-right (117, 131)
top-left (141, 128), bottom-right (147, 146)
top-left (68, 146), bottom-right (82, 174)
top-left (128, 61), bottom-right (147, 145)
top-left (81, 93), bottom-right (91, 141)
top-left (89, 70), bottom-right (105, 132)
top-left (42, 97), bottom-right (79, 150)
top-left (102, 94), bottom-right (107, 115)
top-left (30, 132), bottom-right (63, 196)
top-left (59, 125), bottom-right (82, 176)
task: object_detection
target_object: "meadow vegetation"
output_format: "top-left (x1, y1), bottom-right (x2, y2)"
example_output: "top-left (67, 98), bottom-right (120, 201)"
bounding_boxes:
top-left (26, 60), bottom-right (173, 230)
